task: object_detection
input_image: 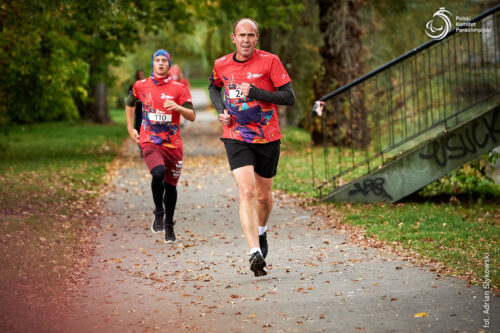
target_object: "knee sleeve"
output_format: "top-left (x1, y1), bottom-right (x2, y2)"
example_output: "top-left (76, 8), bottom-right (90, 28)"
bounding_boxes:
top-left (151, 165), bottom-right (165, 180)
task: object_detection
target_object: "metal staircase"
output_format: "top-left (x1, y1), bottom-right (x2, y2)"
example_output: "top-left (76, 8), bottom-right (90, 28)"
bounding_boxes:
top-left (312, 5), bottom-right (500, 203)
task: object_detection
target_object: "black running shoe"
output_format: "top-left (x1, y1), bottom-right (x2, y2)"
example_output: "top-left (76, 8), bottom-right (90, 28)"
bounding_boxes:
top-left (164, 221), bottom-right (176, 243)
top-left (151, 210), bottom-right (164, 233)
top-left (249, 251), bottom-right (267, 277)
top-left (259, 232), bottom-right (268, 259)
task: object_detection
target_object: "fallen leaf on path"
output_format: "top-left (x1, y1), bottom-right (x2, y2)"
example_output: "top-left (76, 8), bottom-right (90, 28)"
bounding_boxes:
top-left (413, 312), bottom-right (428, 317)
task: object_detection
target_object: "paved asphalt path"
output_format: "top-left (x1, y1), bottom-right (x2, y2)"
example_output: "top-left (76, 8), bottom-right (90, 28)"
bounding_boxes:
top-left (65, 89), bottom-right (497, 332)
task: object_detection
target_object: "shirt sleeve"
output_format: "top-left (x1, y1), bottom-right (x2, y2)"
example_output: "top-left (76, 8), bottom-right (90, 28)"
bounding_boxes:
top-left (177, 85), bottom-right (193, 106)
top-left (126, 82), bottom-right (139, 107)
top-left (269, 55), bottom-right (291, 88)
top-left (131, 82), bottom-right (139, 98)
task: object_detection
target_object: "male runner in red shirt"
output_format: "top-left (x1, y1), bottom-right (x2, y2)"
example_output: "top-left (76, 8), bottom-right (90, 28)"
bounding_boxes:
top-left (209, 18), bottom-right (295, 277)
top-left (126, 49), bottom-right (196, 243)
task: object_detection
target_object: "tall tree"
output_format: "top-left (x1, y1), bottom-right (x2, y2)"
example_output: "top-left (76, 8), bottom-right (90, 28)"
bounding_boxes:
top-left (273, 0), bottom-right (323, 126)
top-left (0, 1), bottom-right (88, 130)
top-left (67, 0), bottom-right (191, 123)
top-left (313, 0), bottom-right (367, 147)
top-left (0, 0), bottom-right (192, 129)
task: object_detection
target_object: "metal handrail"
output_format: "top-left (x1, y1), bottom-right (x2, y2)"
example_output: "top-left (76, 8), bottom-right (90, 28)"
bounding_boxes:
top-left (319, 4), bottom-right (500, 102)
top-left (312, 5), bottom-right (500, 198)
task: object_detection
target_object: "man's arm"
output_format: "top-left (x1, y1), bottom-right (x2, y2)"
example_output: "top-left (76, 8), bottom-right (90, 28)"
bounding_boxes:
top-left (208, 82), bottom-right (232, 126)
top-left (208, 82), bottom-right (226, 114)
top-left (164, 100), bottom-right (196, 121)
top-left (125, 94), bottom-right (140, 143)
top-left (247, 82), bottom-right (296, 105)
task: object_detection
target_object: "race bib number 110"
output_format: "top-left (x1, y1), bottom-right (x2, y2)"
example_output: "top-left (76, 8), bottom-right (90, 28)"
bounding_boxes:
top-left (148, 113), bottom-right (172, 123)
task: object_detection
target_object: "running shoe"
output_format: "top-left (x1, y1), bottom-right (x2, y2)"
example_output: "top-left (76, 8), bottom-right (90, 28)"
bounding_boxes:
top-left (249, 251), bottom-right (267, 277)
top-left (259, 232), bottom-right (268, 259)
top-left (164, 221), bottom-right (176, 243)
top-left (151, 210), bottom-right (164, 233)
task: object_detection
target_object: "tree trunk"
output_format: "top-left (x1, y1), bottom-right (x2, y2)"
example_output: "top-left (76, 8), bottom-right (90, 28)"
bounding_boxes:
top-left (91, 82), bottom-right (110, 123)
top-left (78, 81), bottom-right (111, 123)
top-left (259, 28), bottom-right (274, 53)
top-left (313, 0), bottom-right (369, 148)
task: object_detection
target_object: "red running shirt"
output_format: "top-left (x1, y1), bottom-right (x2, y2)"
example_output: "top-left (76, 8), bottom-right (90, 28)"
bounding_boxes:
top-left (132, 77), bottom-right (192, 149)
top-left (210, 49), bottom-right (291, 143)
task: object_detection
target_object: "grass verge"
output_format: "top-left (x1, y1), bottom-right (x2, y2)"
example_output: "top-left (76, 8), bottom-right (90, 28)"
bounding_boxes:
top-left (0, 109), bottom-right (127, 330)
top-left (277, 126), bottom-right (500, 288)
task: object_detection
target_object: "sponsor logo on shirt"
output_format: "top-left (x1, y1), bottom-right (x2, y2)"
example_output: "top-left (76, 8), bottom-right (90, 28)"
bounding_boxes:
top-left (161, 93), bottom-right (174, 100)
top-left (247, 73), bottom-right (263, 79)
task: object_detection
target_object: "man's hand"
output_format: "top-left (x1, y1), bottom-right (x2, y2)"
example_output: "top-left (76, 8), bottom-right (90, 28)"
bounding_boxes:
top-left (240, 83), bottom-right (251, 97)
top-left (128, 127), bottom-right (139, 144)
top-left (219, 109), bottom-right (232, 126)
top-left (164, 99), bottom-right (180, 111)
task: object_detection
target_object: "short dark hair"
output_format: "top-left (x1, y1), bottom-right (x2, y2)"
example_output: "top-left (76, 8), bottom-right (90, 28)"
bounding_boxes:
top-left (232, 18), bottom-right (259, 35)
top-left (135, 70), bottom-right (145, 80)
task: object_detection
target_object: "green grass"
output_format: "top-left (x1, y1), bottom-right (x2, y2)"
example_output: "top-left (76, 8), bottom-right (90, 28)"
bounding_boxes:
top-left (0, 109), bottom-right (128, 304)
top-left (343, 202), bottom-right (499, 286)
top-left (277, 125), bottom-right (500, 287)
top-left (0, 111), bottom-right (127, 217)
top-left (276, 127), bottom-right (393, 197)
top-left (276, 127), bottom-right (315, 195)
top-left (1, 109), bottom-right (126, 180)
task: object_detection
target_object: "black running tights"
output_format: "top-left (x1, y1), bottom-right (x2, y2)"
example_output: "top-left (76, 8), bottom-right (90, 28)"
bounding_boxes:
top-left (151, 165), bottom-right (177, 225)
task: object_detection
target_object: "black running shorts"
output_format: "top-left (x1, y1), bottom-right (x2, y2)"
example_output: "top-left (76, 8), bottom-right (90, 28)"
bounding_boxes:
top-left (222, 139), bottom-right (281, 178)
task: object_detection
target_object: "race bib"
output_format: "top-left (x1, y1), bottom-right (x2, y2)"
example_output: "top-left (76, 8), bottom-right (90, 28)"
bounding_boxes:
top-left (228, 88), bottom-right (243, 99)
top-left (148, 112), bottom-right (172, 123)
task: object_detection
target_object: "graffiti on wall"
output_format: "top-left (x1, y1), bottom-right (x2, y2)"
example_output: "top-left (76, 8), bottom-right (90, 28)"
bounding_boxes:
top-left (348, 178), bottom-right (393, 200)
top-left (419, 109), bottom-right (499, 167)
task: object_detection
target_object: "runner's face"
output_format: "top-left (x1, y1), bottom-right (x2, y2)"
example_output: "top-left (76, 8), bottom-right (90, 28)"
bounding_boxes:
top-left (232, 20), bottom-right (258, 61)
top-left (153, 56), bottom-right (170, 77)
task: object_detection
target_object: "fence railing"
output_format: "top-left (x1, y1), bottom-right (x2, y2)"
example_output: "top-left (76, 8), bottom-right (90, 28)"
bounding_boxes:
top-left (312, 5), bottom-right (500, 199)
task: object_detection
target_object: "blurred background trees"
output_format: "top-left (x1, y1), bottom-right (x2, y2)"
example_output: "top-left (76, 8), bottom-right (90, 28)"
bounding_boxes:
top-left (0, 0), bottom-right (496, 135)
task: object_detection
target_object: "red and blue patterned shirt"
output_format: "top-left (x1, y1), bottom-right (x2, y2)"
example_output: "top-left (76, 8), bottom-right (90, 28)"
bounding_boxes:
top-left (131, 76), bottom-right (192, 149)
top-left (210, 49), bottom-right (291, 143)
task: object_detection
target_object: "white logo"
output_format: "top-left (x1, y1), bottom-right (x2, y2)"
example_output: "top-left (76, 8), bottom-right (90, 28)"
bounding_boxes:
top-left (161, 93), bottom-right (173, 100)
top-left (425, 7), bottom-right (452, 40)
top-left (247, 72), bottom-right (263, 79)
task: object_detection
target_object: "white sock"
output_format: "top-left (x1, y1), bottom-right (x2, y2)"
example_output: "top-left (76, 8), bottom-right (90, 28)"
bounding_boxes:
top-left (258, 226), bottom-right (267, 236)
top-left (249, 247), bottom-right (262, 255)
